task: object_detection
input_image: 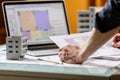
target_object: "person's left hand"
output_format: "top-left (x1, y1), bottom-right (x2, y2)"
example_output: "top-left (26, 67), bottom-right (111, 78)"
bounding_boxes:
top-left (112, 33), bottom-right (120, 48)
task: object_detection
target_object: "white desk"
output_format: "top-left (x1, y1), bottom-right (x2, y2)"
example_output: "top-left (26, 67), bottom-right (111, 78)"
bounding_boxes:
top-left (0, 44), bottom-right (120, 80)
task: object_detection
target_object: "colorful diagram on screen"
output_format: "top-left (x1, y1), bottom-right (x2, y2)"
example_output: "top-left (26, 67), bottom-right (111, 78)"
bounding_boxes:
top-left (18, 10), bottom-right (52, 40)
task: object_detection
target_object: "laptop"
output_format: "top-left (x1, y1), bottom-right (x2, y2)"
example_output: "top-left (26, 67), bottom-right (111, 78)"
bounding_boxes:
top-left (2, 0), bottom-right (70, 56)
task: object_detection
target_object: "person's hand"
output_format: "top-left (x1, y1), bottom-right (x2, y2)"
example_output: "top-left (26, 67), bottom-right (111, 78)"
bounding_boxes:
top-left (112, 33), bottom-right (120, 48)
top-left (59, 45), bottom-right (85, 64)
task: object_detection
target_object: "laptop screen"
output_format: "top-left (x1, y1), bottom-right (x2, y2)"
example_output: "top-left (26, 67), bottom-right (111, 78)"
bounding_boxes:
top-left (2, 1), bottom-right (70, 46)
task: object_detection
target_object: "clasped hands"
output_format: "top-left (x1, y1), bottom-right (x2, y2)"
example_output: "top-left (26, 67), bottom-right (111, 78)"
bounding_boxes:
top-left (59, 45), bottom-right (85, 64)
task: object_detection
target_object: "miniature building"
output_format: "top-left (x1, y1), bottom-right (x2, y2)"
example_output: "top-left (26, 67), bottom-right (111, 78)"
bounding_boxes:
top-left (77, 7), bottom-right (102, 33)
top-left (6, 36), bottom-right (27, 60)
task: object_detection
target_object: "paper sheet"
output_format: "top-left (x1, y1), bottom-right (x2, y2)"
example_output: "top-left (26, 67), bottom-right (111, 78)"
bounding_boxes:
top-left (83, 59), bottom-right (120, 68)
top-left (49, 32), bottom-right (89, 48)
top-left (49, 32), bottom-right (120, 68)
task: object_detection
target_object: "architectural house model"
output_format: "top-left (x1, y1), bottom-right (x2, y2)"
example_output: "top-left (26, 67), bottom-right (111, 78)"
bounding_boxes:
top-left (6, 36), bottom-right (27, 60)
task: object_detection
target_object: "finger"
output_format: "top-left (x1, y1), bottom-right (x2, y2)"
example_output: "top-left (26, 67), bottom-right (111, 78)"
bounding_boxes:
top-left (59, 50), bottom-right (65, 57)
top-left (112, 41), bottom-right (120, 48)
top-left (59, 48), bottom-right (69, 57)
top-left (60, 56), bottom-right (65, 62)
top-left (60, 52), bottom-right (72, 62)
top-left (60, 54), bottom-right (68, 62)
top-left (62, 48), bottom-right (72, 57)
top-left (115, 33), bottom-right (120, 38)
top-left (115, 42), bottom-right (120, 47)
top-left (58, 51), bottom-right (62, 57)
top-left (59, 52), bottom-right (65, 62)
top-left (64, 55), bottom-right (78, 64)
top-left (65, 59), bottom-right (77, 64)
top-left (59, 47), bottom-right (64, 51)
top-left (113, 33), bottom-right (120, 43)
top-left (116, 37), bottom-right (120, 42)
top-left (61, 50), bottom-right (71, 59)
top-left (59, 45), bottom-right (70, 54)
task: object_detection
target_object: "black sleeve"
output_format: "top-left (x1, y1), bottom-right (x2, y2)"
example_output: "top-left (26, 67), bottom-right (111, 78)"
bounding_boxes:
top-left (94, 0), bottom-right (120, 33)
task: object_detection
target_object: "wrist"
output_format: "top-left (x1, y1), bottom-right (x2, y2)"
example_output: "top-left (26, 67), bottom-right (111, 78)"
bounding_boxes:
top-left (78, 52), bottom-right (89, 63)
top-left (74, 53), bottom-right (87, 64)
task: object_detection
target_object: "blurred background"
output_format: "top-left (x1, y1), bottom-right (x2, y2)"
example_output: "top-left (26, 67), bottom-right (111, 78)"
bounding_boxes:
top-left (0, 0), bottom-right (107, 44)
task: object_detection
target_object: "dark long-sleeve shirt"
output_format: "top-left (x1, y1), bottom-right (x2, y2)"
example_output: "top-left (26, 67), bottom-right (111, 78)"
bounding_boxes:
top-left (94, 0), bottom-right (120, 33)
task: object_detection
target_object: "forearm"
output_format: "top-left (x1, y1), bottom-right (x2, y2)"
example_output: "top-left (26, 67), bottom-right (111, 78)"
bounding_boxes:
top-left (80, 26), bottom-right (120, 60)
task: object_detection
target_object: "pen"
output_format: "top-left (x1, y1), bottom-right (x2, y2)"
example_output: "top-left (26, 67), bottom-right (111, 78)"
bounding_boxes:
top-left (38, 58), bottom-right (63, 64)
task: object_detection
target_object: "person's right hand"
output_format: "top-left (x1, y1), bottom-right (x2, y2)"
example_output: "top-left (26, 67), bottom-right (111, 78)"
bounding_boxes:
top-left (58, 45), bottom-right (86, 64)
top-left (59, 45), bottom-right (80, 60)
top-left (112, 33), bottom-right (120, 48)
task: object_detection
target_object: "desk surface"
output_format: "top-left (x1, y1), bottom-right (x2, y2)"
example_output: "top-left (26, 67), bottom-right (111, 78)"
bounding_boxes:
top-left (0, 59), bottom-right (119, 80)
top-left (0, 45), bottom-right (120, 80)
top-left (0, 62), bottom-right (118, 80)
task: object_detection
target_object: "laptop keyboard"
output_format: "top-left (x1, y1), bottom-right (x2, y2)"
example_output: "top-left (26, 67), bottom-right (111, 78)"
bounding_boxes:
top-left (28, 44), bottom-right (59, 51)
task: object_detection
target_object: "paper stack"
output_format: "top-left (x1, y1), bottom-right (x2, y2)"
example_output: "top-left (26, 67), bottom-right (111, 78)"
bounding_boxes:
top-left (49, 32), bottom-right (120, 68)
